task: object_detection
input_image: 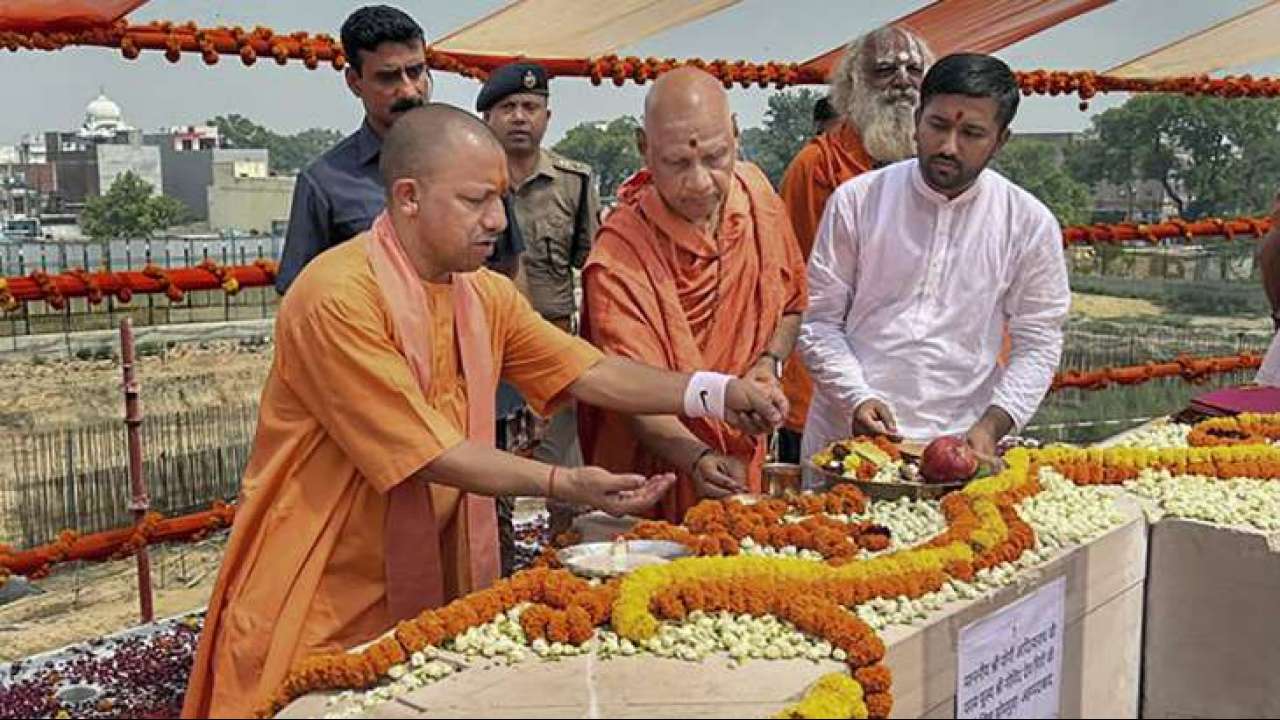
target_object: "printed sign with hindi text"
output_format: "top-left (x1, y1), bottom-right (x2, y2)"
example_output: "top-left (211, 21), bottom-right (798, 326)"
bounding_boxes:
top-left (956, 576), bottom-right (1065, 719)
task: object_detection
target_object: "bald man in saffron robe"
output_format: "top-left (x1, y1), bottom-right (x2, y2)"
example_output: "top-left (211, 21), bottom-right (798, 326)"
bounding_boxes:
top-left (580, 68), bottom-right (808, 524)
top-left (182, 105), bottom-right (785, 718)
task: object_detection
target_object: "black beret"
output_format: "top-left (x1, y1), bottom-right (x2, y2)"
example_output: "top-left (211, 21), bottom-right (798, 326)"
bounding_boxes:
top-left (476, 62), bottom-right (549, 112)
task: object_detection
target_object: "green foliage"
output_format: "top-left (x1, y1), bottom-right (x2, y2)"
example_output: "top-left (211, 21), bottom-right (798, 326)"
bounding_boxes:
top-left (80, 172), bottom-right (193, 242)
top-left (992, 138), bottom-right (1092, 225)
top-left (1066, 96), bottom-right (1280, 218)
top-left (209, 114), bottom-right (343, 174)
top-left (739, 88), bottom-right (824, 187)
top-left (552, 116), bottom-right (643, 199)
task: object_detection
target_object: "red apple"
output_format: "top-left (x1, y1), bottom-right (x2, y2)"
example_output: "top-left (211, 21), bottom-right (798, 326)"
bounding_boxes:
top-left (919, 435), bottom-right (979, 484)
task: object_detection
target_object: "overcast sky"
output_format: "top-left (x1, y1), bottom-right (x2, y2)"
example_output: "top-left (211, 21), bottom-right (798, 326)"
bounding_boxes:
top-left (4, 0), bottom-right (1278, 146)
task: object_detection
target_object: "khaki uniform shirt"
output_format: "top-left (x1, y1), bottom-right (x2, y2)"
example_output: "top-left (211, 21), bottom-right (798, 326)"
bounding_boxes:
top-left (510, 149), bottom-right (600, 322)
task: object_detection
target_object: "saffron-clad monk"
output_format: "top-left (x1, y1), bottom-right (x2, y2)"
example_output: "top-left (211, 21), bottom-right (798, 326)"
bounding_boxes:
top-left (182, 105), bottom-right (785, 719)
top-left (580, 68), bottom-right (808, 524)
top-left (777, 26), bottom-right (933, 458)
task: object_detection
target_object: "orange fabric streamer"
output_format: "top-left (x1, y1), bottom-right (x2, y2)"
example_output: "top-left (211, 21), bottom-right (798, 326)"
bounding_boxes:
top-left (0, 0), bottom-right (146, 32)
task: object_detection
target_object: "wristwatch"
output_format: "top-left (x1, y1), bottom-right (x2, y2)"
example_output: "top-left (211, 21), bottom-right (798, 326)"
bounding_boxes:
top-left (758, 351), bottom-right (784, 379)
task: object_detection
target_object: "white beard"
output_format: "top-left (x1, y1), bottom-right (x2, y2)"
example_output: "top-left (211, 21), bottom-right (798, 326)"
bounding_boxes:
top-left (850, 96), bottom-right (917, 164)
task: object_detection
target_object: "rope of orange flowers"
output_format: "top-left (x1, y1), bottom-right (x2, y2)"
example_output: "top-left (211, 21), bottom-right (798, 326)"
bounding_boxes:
top-left (1061, 216), bottom-right (1272, 246)
top-left (6, 211), bottom-right (1276, 312)
top-left (0, 21), bottom-right (346, 70)
top-left (0, 500), bottom-right (237, 581)
top-left (28, 270), bottom-right (66, 310)
top-left (1050, 353), bottom-right (1263, 392)
top-left (0, 278), bottom-right (17, 312)
top-left (11, 22), bottom-right (1280, 105)
top-left (0, 262), bottom-right (277, 311)
top-left (197, 257), bottom-right (241, 295)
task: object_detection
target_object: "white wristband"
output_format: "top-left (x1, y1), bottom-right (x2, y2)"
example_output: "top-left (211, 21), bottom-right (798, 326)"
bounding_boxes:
top-left (683, 371), bottom-right (733, 420)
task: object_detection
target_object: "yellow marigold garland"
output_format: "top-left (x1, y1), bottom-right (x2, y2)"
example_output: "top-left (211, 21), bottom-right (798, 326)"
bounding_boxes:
top-left (775, 672), bottom-right (868, 719)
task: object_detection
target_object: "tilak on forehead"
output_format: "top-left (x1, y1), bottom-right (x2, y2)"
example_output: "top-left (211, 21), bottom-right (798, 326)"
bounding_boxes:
top-left (875, 29), bottom-right (923, 65)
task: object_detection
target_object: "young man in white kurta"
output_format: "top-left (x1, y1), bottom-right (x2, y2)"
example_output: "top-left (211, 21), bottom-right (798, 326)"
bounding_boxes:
top-left (797, 53), bottom-right (1070, 466)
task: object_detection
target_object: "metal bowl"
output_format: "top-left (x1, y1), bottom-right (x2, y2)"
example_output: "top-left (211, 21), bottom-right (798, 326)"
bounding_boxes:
top-left (557, 540), bottom-right (693, 578)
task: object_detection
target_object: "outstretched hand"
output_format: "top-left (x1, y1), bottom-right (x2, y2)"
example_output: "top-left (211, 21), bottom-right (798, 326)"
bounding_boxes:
top-left (558, 466), bottom-right (676, 518)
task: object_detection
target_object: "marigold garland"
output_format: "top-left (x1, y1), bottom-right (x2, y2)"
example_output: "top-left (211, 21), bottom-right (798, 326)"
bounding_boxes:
top-left (0, 501), bottom-right (238, 581)
top-left (66, 267), bottom-right (104, 305)
top-left (29, 270), bottom-right (65, 310)
top-left (11, 22), bottom-right (1280, 106)
top-left (198, 257), bottom-right (241, 295)
top-left (775, 672), bottom-right (868, 719)
top-left (0, 278), bottom-right (17, 312)
top-left (142, 264), bottom-right (185, 303)
top-left (622, 484), bottom-right (885, 561)
top-left (1050, 353), bottom-right (1263, 392)
top-left (1061, 216), bottom-right (1271, 246)
top-left (0, 263), bottom-right (276, 308)
top-left (1188, 413), bottom-right (1280, 447)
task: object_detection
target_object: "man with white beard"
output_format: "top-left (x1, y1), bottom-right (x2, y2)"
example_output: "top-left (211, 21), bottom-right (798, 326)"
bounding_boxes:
top-left (775, 26), bottom-right (933, 460)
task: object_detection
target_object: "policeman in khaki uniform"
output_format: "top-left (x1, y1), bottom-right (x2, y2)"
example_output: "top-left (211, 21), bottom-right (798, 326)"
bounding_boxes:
top-left (479, 62), bottom-right (601, 555)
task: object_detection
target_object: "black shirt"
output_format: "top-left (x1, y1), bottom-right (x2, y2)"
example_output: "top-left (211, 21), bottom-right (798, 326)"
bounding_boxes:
top-left (277, 120), bottom-right (524, 293)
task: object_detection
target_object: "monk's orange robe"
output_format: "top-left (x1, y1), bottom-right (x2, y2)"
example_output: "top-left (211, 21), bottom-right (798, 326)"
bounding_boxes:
top-left (778, 121), bottom-right (876, 433)
top-left (579, 162), bottom-right (807, 524)
top-left (181, 235), bottom-right (602, 718)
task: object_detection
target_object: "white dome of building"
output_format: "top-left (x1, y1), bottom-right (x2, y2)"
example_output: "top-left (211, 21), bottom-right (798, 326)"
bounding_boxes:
top-left (80, 92), bottom-right (131, 138)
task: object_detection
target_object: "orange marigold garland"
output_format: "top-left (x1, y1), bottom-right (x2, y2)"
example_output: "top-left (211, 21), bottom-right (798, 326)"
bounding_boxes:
top-left (29, 270), bottom-right (65, 310)
top-left (0, 278), bottom-right (18, 313)
top-left (198, 257), bottom-right (241, 295)
top-left (142, 264), bottom-right (184, 302)
top-left (623, 485), bottom-right (884, 561)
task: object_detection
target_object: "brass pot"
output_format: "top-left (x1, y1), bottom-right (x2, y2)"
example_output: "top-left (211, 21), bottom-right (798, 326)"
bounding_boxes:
top-left (762, 462), bottom-right (803, 498)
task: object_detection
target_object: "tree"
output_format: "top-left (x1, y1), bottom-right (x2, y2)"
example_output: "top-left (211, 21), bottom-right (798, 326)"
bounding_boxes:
top-left (81, 172), bottom-right (192, 242)
top-left (209, 114), bottom-right (343, 174)
top-left (992, 138), bottom-right (1092, 226)
top-left (553, 117), bottom-right (643, 200)
top-left (1066, 95), bottom-right (1280, 219)
top-left (739, 88), bottom-right (823, 187)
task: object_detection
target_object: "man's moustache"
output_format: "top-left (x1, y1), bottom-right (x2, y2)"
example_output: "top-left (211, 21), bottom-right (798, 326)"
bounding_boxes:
top-left (391, 97), bottom-right (425, 113)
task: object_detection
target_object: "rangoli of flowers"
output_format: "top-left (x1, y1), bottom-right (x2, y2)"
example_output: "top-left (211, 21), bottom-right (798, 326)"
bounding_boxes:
top-left (251, 422), bottom-right (1280, 720)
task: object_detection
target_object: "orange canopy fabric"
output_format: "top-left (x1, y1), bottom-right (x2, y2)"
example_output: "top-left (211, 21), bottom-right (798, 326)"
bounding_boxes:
top-left (435, 0), bottom-right (740, 58)
top-left (800, 0), bottom-right (1113, 80)
top-left (1108, 0), bottom-right (1280, 78)
top-left (0, 0), bottom-right (147, 32)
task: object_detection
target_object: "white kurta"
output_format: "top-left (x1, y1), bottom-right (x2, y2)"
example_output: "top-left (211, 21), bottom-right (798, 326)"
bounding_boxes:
top-left (798, 159), bottom-right (1070, 460)
top-left (1257, 331), bottom-right (1280, 387)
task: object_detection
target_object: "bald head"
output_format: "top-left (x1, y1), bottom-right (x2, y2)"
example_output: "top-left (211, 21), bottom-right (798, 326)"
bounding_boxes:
top-left (380, 103), bottom-right (505, 192)
top-left (637, 67), bottom-right (738, 229)
top-left (643, 66), bottom-right (733, 133)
